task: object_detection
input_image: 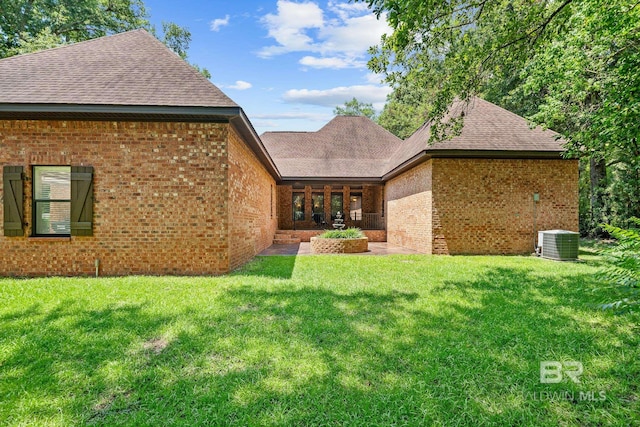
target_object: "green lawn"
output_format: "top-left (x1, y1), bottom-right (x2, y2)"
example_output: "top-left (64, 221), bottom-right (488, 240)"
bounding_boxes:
top-left (1, 252), bottom-right (638, 426)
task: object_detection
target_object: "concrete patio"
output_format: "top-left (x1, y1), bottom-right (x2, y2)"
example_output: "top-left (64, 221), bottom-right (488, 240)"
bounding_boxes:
top-left (258, 242), bottom-right (422, 256)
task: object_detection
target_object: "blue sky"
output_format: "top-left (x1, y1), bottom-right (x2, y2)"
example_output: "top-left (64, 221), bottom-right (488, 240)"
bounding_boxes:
top-left (144, 0), bottom-right (391, 134)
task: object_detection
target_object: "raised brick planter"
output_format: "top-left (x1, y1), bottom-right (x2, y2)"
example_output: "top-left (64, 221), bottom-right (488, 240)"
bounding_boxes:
top-left (283, 229), bottom-right (386, 242)
top-left (310, 237), bottom-right (369, 254)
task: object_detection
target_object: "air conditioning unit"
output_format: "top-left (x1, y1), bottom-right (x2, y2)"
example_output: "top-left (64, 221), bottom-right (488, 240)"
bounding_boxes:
top-left (538, 230), bottom-right (579, 261)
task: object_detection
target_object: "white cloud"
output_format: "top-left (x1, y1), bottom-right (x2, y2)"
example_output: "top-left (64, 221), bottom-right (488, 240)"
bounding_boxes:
top-left (258, 0), bottom-right (391, 68)
top-left (210, 15), bottom-right (230, 32)
top-left (251, 112), bottom-right (334, 133)
top-left (299, 55), bottom-right (364, 69)
top-left (328, 1), bottom-right (370, 20)
top-left (253, 120), bottom-right (280, 130)
top-left (364, 72), bottom-right (385, 84)
top-left (228, 80), bottom-right (253, 90)
top-left (282, 84), bottom-right (392, 110)
top-left (259, 1), bottom-right (324, 57)
top-left (319, 14), bottom-right (388, 56)
top-left (253, 112), bottom-right (331, 121)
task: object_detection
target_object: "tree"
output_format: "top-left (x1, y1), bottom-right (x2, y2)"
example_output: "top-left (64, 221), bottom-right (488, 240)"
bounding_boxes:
top-left (377, 67), bottom-right (440, 138)
top-left (0, 0), bottom-right (149, 57)
top-left (334, 98), bottom-right (377, 120)
top-left (0, 0), bottom-right (210, 78)
top-left (159, 22), bottom-right (211, 79)
top-left (599, 218), bottom-right (640, 313)
top-left (360, 0), bottom-right (640, 234)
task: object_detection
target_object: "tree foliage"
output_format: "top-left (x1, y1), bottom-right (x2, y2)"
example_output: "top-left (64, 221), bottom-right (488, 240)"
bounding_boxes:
top-left (159, 21), bottom-right (211, 79)
top-left (0, 0), bottom-right (210, 77)
top-left (361, 0), bottom-right (640, 234)
top-left (377, 69), bottom-right (435, 139)
top-left (0, 0), bottom-right (148, 57)
top-left (334, 98), bottom-right (377, 120)
top-left (598, 218), bottom-right (640, 312)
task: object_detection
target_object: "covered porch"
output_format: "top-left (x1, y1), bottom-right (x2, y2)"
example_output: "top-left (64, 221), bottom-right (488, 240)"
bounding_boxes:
top-left (276, 183), bottom-right (385, 232)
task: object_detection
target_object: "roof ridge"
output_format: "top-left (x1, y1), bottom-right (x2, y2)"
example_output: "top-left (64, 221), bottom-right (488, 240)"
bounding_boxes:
top-left (262, 131), bottom-right (312, 135)
top-left (0, 28), bottom-right (238, 108)
top-left (380, 96), bottom-right (565, 178)
top-left (0, 29), bottom-right (149, 64)
top-left (141, 30), bottom-right (238, 105)
top-left (472, 96), bottom-right (543, 127)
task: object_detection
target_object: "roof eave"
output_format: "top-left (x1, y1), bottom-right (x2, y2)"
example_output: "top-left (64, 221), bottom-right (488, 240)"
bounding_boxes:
top-left (279, 176), bottom-right (384, 185)
top-left (0, 103), bottom-right (283, 181)
top-left (230, 110), bottom-right (282, 181)
top-left (382, 149), bottom-right (569, 181)
top-left (0, 103), bottom-right (241, 121)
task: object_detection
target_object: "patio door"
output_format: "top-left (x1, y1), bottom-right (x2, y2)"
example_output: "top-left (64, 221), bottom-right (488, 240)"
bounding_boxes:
top-left (349, 194), bottom-right (362, 221)
top-left (331, 193), bottom-right (343, 221)
top-left (312, 193), bottom-right (325, 226)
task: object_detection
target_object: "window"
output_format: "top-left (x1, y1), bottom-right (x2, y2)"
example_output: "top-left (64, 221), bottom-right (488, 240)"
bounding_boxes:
top-left (331, 192), bottom-right (343, 220)
top-left (292, 192), bottom-right (305, 221)
top-left (3, 165), bottom-right (93, 237)
top-left (312, 193), bottom-right (324, 225)
top-left (33, 166), bottom-right (71, 236)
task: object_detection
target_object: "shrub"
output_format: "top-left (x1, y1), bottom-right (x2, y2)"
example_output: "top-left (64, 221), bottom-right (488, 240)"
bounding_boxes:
top-left (598, 217), bottom-right (640, 312)
top-left (318, 228), bottom-right (365, 239)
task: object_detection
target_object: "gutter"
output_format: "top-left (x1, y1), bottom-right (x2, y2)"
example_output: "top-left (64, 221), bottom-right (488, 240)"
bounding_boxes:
top-left (0, 103), bottom-right (282, 181)
top-left (279, 177), bottom-right (384, 185)
top-left (229, 109), bottom-right (281, 181)
top-left (382, 149), bottom-right (567, 181)
top-left (0, 103), bottom-right (241, 119)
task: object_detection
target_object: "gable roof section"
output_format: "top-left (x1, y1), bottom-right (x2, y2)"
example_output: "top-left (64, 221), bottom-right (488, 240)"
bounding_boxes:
top-left (383, 97), bottom-right (566, 179)
top-left (261, 115), bottom-right (403, 180)
top-left (0, 29), bottom-right (236, 109)
top-left (0, 33), bottom-right (565, 183)
top-left (0, 30), bottom-right (280, 179)
top-left (262, 98), bottom-right (566, 182)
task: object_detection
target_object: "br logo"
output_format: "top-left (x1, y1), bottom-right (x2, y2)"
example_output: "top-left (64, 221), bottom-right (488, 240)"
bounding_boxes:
top-left (540, 361), bottom-right (583, 383)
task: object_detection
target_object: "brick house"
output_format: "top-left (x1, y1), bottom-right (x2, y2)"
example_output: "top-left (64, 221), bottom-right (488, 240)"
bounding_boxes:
top-left (264, 98), bottom-right (578, 254)
top-left (0, 30), bottom-right (278, 275)
top-left (0, 30), bottom-right (577, 276)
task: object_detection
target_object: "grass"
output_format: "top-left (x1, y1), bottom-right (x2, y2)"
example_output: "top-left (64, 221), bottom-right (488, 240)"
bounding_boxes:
top-left (318, 227), bottom-right (365, 239)
top-left (0, 253), bottom-right (638, 426)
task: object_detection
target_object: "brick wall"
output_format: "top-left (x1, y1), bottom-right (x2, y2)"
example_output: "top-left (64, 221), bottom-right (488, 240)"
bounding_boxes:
top-left (310, 236), bottom-right (368, 253)
top-left (0, 119), bottom-right (233, 276)
top-left (385, 160), bottom-right (433, 253)
top-left (227, 125), bottom-right (277, 270)
top-left (385, 158), bottom-right (578, 255)
top-left (431, 158), bottom-right (579, 254)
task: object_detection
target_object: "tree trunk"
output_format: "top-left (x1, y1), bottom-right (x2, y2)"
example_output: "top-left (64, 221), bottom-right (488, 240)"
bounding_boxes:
top-left (589, 156), bottom-right (607, 236)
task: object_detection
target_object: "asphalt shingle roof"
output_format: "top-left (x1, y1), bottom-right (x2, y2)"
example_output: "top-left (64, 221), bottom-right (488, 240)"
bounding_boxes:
top-left (264, 98), bottom-right (566, 180)
top-left (0, 32), bottom-right (565, 182)
top-left (261, 115), bottom-right (403, 178)
top-left (0, 29), bottom-right (237, 108)
top-left (386, 97), bottom-right (565, 173)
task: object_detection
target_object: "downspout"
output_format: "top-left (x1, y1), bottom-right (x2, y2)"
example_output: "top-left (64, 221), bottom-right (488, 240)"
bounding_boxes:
top-left (533, 193), bottom-right (540, 253)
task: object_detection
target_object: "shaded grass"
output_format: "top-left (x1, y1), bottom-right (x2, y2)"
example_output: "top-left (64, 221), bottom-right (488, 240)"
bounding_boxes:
top-left (0, 254), bottom-right (638, 426)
